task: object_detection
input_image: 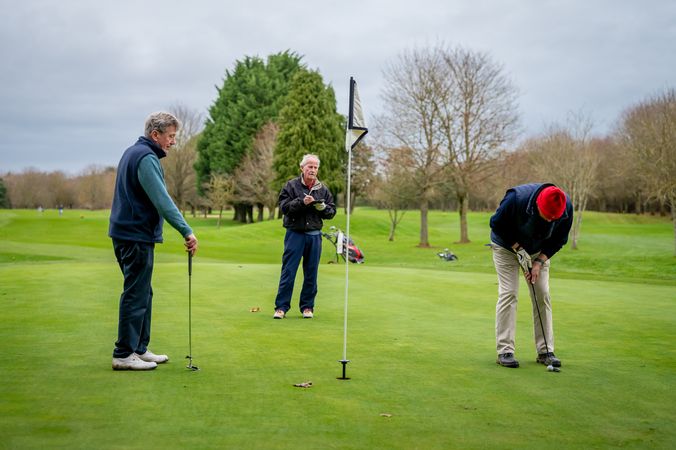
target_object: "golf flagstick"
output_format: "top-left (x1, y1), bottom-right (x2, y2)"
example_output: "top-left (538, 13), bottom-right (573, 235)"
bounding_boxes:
top-left (339, 77), bottom-right (368, 380)
top-left (339, 145), bottom-right (352, 380)
top-left (186, 252), bottom-right (199, 371)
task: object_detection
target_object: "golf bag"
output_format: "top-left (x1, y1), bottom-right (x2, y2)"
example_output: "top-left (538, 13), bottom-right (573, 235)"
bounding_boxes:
top-left (322, 226), bottom-right (365, 264)
top-left (437, 248), bottom-right (458, 261)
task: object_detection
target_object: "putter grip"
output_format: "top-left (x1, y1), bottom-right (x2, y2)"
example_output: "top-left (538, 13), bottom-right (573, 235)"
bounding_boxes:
top-left (188, 252), bottom-right (193, 276)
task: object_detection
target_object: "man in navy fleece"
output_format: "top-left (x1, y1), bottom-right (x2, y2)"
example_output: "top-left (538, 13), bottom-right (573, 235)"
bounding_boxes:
top-left (489, 183), bottom-right (573, 369)
top-left (109, 112), bottom-right (198, 371)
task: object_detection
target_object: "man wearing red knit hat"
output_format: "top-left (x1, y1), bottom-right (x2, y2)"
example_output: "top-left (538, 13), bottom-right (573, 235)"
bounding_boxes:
top-left (489, 183), bottom-right (573, 369)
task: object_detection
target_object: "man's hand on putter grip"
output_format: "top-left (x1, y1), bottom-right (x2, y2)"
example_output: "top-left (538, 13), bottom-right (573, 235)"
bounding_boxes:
top-left (515, 248), bottom-right (531, 270)
top-left (185, 234), bottom-right (198, 256)
top-left (527, 263), bottom-right (542, 284)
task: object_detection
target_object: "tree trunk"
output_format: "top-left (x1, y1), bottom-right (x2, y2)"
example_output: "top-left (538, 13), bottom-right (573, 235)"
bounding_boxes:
top-left (457, 192), bottom-right (470, 243)
top-left (635, 193), bottom-right (642, 215)
top-left (419, 200), bottom-right (430, 247)
top-left (234, 203), bottom-right (249, 223)
top-left (217, 207), bottom-right (223, 228)
top-left (671, 194), bottom-right (676, 257)
top-left (256, 203), bottom-right (264, 222)
top-left (388, 209), bottom-right (397, 241)
top-left (571, 213), bottom-right (581, 250)
top-left (246, 204), bottom-right (254, 223)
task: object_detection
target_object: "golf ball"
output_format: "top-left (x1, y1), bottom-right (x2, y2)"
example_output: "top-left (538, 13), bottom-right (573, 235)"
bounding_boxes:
top-left (547, 365), bottom-right (554, 371)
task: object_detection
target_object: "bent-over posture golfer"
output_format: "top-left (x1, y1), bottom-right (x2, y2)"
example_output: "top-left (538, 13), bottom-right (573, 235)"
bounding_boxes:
top-left (109, 112), bottom-right (198, 370)
top-left (273, 154), bottom-right (336, 319)
top-left (490, 183), bottom-right (572, 369)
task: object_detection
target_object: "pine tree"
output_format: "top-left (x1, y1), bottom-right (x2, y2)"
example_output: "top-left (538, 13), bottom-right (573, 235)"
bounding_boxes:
top-left (0, 178), bottom-right (9, 208)
top-left (273, 70), bottom-right (346, 199)
top-left (195, 51), bottom-right (304, 189)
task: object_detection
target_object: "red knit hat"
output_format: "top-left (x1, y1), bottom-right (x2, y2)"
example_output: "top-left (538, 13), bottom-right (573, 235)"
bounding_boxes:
top-left (536, 186), bottom-right (566, 221)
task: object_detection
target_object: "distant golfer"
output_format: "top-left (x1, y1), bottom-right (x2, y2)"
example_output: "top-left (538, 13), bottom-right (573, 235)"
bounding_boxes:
top-left (109, 111), bottom-right (198, 371)
top-left (273, 154), bottom-right (336, 319)
top-left (489, 183), bottom-right (572, 369)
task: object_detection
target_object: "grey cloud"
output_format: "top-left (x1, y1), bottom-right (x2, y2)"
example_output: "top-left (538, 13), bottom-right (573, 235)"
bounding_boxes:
top-left (1, 0), bottom-right (674, 173)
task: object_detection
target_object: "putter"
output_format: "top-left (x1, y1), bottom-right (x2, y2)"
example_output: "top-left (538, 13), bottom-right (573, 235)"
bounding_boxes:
top-left (186, 252), bottom-right (199, 371)
top-left (526, 277), bottom-right (552, 366)
top-left (516, 250), bottom-right (557, 372)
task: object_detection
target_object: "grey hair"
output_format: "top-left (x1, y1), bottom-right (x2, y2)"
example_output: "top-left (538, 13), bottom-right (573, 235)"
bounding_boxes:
top-left (300, 154), bottom-right (320, 168)
top-left (144, 112), bottom-right (180, 138)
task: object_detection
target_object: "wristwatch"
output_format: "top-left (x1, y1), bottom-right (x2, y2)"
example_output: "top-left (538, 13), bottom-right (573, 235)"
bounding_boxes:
top-left (534, 257), bottom-right (546, 265)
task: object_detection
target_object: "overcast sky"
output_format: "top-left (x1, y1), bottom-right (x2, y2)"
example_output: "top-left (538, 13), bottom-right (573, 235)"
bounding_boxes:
top-left (1, 0), bottom-right (674, 174)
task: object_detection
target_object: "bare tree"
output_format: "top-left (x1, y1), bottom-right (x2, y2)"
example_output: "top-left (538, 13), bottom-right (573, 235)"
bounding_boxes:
top-left (379, 44), bottom-right (518, 246)
top-left (483, 148), bottom-right (533, 209)
top-left (4, 169), bottom-right (48, 208)
top-left (616, 88), bottom-right (676, 254)
top-left (164, 104), bottom-right (204, 215)
top-left (347, 141), bottom-right (377, 213)
top-left (379, 46), bottom-right (446, 247)
top-left (47, 171), bottom-right (77, 209)
top-left (164, 135), bottom-right (199, 215)
top-left (4, 167), bottom-right (113, 209)
top-left (372, 147), bottom-right (418, 241)
top-left (435, 45), bottom-right (520, 243)
top-left (528, 112), bottom-right (600, 249)
top-left (204, 173), bottom-right (234, 228)
top-left (231, 122), bottom-right (279, 221)
top-left (171, 103), bottom-right (204, 149)
top-left (77, 165), bottom-right (116, 209)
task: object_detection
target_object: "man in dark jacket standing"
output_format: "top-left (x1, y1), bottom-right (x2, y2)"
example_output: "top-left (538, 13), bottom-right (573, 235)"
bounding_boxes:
top-left (109, 112), bottom-right (198, 370)
top-left (489, 183), bottom-right (573, 369)
top-left (273, 154), bottom-right (336, 319)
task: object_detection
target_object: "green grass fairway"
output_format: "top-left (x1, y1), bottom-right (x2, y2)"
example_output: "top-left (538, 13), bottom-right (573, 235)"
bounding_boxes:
top-left (1, 208), bottom-right (674, 449)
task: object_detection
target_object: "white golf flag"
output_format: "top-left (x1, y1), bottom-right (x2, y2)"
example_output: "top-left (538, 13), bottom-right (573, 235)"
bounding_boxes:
top-left (345, 77), bottom-right (368, 151)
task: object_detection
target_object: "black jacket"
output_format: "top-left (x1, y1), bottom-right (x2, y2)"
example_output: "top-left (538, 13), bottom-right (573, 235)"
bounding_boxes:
top-left (489, 183), bottom-right (573, 258)
top-left (279, 176), bottom-right (336, 232)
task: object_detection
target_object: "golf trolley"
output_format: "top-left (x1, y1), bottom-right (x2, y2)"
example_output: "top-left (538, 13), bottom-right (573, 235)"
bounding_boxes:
top-left (322, 226), bottom-right (364, 264)
top-left (437, 248), bottom-right (458, 261)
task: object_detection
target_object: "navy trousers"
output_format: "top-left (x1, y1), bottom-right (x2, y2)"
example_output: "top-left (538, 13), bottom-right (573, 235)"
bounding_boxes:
top-left (112, 240), bottom-right (154, 358)
top-left (274, 229), bottom-right (322, 313)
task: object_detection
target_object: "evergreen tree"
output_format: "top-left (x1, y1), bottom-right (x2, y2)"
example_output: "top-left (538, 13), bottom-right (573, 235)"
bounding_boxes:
top-left (273, 70), bottom-right (346, 198)
top-left (0, 178), bottom-right (9, 208)
top-left (196, 51), bottom-right (304, 189)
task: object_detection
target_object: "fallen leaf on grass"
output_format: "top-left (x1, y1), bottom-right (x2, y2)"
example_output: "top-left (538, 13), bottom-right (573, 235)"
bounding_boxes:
top-left (380, 413), bottom-right (393, 418)
top-left (249, 307), bottom-right (261, 312)
top-left (293, 381), bottom-right (313, 388)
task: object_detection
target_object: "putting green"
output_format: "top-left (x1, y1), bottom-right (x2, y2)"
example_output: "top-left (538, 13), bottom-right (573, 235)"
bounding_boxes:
top-left (0, 209), bottom-right (674, 449)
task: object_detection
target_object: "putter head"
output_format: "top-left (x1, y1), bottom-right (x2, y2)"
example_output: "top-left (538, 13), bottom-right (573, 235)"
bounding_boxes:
top-left (186, 355), bottom-right (199, 371)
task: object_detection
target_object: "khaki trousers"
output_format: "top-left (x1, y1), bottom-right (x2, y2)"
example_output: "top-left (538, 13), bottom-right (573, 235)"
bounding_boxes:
top-left (492, 243), bottom-right (554, 356)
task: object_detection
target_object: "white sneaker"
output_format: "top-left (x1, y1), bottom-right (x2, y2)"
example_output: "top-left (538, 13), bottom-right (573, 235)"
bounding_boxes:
top-left (136, 350), bottom-right (169, 364)
top-left (302, 309), bottom-right (314, 319)
top-left (112, 354), bottom-right (157, 371)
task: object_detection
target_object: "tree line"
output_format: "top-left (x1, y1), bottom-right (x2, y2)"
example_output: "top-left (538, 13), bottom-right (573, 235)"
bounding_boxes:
top-left (1, 46), bottom-right (673, 253)
top-left (370, 44), bottom-right (674, 251)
